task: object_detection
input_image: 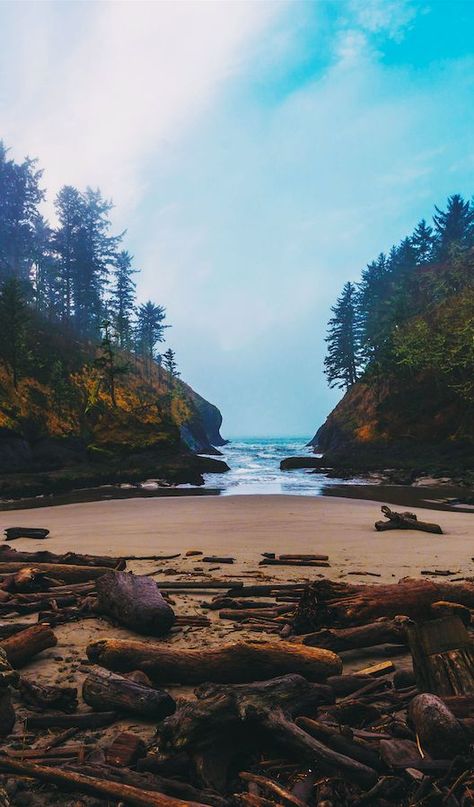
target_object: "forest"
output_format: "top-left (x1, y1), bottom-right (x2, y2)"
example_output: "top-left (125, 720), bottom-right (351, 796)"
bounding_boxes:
top-left (325, 193), bottom-right (474, 405)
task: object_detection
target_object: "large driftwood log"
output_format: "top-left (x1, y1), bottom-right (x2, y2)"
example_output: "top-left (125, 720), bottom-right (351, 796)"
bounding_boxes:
top-left (1, 624), bottom-right (57, 668)
top-left (293, 578), bottom-right (474, 631)
top-left (95, 572), bottom-right (175, 636)
top-left (4, 527), bottom-right (49, 540)
top-left (0, 757), bottom-right (210, 807)
top-left (158, 674), bottom-right (376, 790)
top-left (87, 638), bottom-right (342, 684)
top-left (0, 545), bottom-right (125, 568)
top-left (293, 618), bottom-right (408, 651)
top-left (83, 666), bottom-right (176, 719)
top-left (408, 693), bottom-right (469, 759)
top-left (375, 505), bottom-right (443, 534)
top-left (19, 678), bottom-right (77, 713)
top-left (407, 615), bottom-right (474, 695)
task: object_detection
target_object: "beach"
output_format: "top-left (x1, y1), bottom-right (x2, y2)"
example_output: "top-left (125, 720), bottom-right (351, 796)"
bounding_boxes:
top-left (2, 494), bottom-right (473, 581)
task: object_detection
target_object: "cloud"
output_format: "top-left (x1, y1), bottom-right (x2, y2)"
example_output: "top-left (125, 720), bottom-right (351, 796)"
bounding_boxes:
top-left (1, 0), bottom-right (283, 215)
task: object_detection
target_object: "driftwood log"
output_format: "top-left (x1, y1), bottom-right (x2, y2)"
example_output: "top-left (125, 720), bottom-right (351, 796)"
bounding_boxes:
top-left (293, 578), bottom-right (474, 631)
top-left (0, 545), bottom-right (125, 568)
top-left (87, 639), bottom-right (342, 684)
top-left (0, 562), bottom-right (113, 583)
top-left (0, 756), bottom-right (210, 807)
top-left (82, 666), bottom-right (176, 719)
top-left (408, 693), bottom-right (469, 758)
top-left (95, 571), bottom-right (175, 636)
top-left (157, 674), bottom-right (376, 791)
top-left (375, 505), bottom-right (443, 534)
top-left (292, 617), bottom-right (409, 651)
top-left (19, 678), bottom-right (78, 713)
top-left (1, 624), bottom-right (57, 667)
top-left (4, 527), bottom-right (49, 540)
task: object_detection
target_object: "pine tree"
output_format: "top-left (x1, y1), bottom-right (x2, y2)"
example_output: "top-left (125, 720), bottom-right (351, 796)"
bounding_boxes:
top-left (53, 186), bottom-right (83, 324)
top-left (412, 219), bottom-right (434, 264)
top-left (357, 253), bottom-right (390, 359)
top-left (324, 282), bottom-right (360, 390)
top-left (433, 194), bottom-right (474, 260)
top-left (135, 301), bottom-right (168, 377)
top-left (109, 250), bottom-right (137, 350)
top-left (94, 320), bottom-right (127, 407)
top-left (0, 278), bottom-right (31, 387)
top-left (0, 142), bottom-right (44, 282)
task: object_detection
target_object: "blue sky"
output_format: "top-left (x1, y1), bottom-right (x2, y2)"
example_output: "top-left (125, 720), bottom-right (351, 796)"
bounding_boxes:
top-left (1, 0), bottom-right (473, 437)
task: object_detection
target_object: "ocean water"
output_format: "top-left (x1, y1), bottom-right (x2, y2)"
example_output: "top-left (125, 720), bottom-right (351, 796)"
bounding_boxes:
top-left (203, 436), bottom-right (363, 496)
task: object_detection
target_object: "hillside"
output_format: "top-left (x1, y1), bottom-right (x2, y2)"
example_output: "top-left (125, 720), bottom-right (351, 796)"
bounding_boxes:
top-left (312, 196), bottom-right (474, 483)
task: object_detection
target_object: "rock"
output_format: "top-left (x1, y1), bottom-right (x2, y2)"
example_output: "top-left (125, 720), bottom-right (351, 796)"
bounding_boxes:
top-left (280, 457), bottom-right (325, 471)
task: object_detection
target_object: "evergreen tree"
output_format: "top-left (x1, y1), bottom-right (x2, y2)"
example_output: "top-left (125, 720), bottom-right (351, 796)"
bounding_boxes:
top-left (0, 142), bottom-right (44, 282)
top-left (357, 253), bottom-right (390, 359)
top-left (53, 185), bottom-right (83, 324)
top-left (0, 278), bottom-right (31, 387)
top-left (412, 219), bottom-right (434, 264)
top-left (31, 216), bottom-right (58, 318)
top-left (135, 301), bottom-right (168, 377)
top-left (109, 250), bottom-right (137, 349)
top-left (94, 319), bottom-right (127, 407)
top-left (433, 194), bottom-right (474, 260)
top-left (324, 282), bottom-right (360, 389)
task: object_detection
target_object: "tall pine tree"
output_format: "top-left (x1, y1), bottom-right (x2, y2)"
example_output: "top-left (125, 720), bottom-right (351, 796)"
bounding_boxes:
top-left (324, 282), bottom-right (360, 389)
top-left (135, 301), bottom-right (168, 377)
top-left (109, 250), bottom-right (137, 350)
top-left (433, 194), bottom-right (474, 260)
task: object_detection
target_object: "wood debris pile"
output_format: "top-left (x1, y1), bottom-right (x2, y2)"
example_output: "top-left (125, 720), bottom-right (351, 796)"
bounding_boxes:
top-left (0, 520), bottom-right (473, 806)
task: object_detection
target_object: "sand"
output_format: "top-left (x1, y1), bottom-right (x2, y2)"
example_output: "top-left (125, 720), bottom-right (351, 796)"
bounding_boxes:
top-left (2, 493), bottom-right (473, 743)
top-left (2, 493), bottom-right (473, 580)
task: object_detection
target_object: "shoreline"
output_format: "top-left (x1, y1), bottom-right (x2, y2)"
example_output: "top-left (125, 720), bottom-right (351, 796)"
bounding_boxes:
top-left (1, 478), bottom-right (473, 513)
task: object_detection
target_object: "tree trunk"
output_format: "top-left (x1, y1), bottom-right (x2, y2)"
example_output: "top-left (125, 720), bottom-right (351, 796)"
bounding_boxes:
top-left (95, 572), bottom-right (175, 636)
top-left (0, 563), bottom-right (113, 583)
top-left (292, 618), bottom-right (408, 652)
top-left (0, 545), bottom-right (124, 568)
top-left (82, 666), bottom-right (176, 719)
top-left (87, 639), bottom-right (342, 685)
top-left (1, 624), bottom-right (57, 668)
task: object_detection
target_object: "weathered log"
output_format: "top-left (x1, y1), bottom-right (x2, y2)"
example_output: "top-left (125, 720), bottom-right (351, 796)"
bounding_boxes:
top-left (201, 557), bottom-right (234, 564)
top-left (0, 562), bottom-right (112, 582)
top-left (82, 666), bottom-right (176, 719)
top-left (0, 545), bottom-right (124, 568)
top-left (206, 599), bottom-right (278, 611)
top-left (326, 674), bottom-right (373, 697)
top-left (293, 578), bottom-right (474, 631)
top-left (375, 505), bottom-right (443, 534)
top-left (4, 527), bottom-right (49, 540)
top-left (294, 716), bottom-right (384, 771)
top-left (1, 624), bottom-right (57, 668)
top-left (407, 616), bottom-right (474, 695)
top-left (87, 639), bottom-right (342, 684)
top-left (0, 688), bottom-right (15, 736)
top-left (0, 757), bottom-right (210, 807)
top-left (279, 554), bottom-right (329, 562)
top-left (293, 618), bottom-right (408, 652)
top-left (259, 559), bottom-right (330, 568)
top-left (25, 710), bottom-right (117, 730)
top-left (239, 773), bottom-right (305, 807)
top-left (95, 571), bottom-right (175, 636)
top-left (219, 607), bottom-right (292, 622)
top-left (0, 567), bottom-right (60, 593)
top-left (408, 693), bottom-right (469, 758)
top-left (19, 678), bottom-right (78, 713)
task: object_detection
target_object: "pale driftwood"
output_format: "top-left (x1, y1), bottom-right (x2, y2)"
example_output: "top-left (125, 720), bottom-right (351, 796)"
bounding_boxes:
top-left (375, 505), bottom-right (443, 534)
top-left (95, 571), bottom-right (175, 636)
top-left (87, 638), bottom-right (342, 684)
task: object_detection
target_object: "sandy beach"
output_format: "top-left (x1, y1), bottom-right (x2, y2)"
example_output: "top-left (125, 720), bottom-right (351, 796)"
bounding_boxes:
top-left (2, 493), bottom-right (473, 581)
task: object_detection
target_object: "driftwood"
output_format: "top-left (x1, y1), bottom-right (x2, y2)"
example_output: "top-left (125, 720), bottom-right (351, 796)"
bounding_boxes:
top-left (259, 559), bottom-right (330, 568)
top-left (4, 527), bottom-right (49, 540)
top-left (408, 693), bottom-right (469, 758)
top-left (158, 674), bottom-right (376, 790)
top-left (1, 624), bottom-right (57, 667)
top-left (407, 615), bottom-right (474, 695)
top-left (25, 710), bottom-right (117, 730)
top-left (82, 666), bottom-right (176, 719)
top-left (19, 678), bottom-right (78, 713)
top-left (87, 638), bottom-right (342, 684)
top-left (105, 732), bottom-right (147, 767)
top-left (0, 545), bottom-right (124, 568)
top-left (293, 578), bottom-right (474, 631)
top-left (293, 618), bottom-right (408, 652)
top-left (95, 571), bottom-right (175, 636)
top-left (0, 757), bottom-right (210, 807)
top-left (375, 505), bottom-right (443, 534)
top-left (0, 688), bottom-right (15, 735)
top-left (0, 562), bottom-right (113, 583)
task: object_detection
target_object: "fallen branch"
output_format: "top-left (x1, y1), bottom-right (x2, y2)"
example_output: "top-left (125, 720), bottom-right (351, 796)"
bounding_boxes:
top-left (375, 505), bottom-right (443, 534)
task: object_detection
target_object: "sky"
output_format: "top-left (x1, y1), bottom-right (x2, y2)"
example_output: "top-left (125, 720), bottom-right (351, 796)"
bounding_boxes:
top-left (1, 0), bottom-right (473, 438)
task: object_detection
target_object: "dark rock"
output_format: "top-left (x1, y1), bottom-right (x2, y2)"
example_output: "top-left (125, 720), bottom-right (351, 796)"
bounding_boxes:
top-left (280, 456), bottom-right (325, 470)
top-left (0, 434), bottom-right (32, 473)
top-left (31, 437), bottom-right (87, 470)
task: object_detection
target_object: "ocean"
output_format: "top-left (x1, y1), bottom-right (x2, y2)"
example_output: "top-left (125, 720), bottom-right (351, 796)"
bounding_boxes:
top-left (202, 436), bottom-right (363, 496)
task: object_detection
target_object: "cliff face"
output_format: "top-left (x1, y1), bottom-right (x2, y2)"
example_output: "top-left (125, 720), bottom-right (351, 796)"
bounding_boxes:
top-left (181, 383), bottom-right (227, 452)
top-left (311, 376), bottom-right (474, 476)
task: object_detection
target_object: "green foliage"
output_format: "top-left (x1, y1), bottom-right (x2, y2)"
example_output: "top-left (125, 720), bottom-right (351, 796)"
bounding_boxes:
top-left (324, 282), bottom-right (360, 389)
top-left (0, 278), bottom-right (31, 387)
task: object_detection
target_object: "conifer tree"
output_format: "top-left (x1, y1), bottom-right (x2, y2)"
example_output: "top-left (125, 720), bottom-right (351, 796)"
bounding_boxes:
top-left (94, 320), bottom-right (127, 407)
top-left (53, 185), bottom-right (83, 324)
top-left (433, 194), bottom-right (474, 260)
top-left (0, 278), bottom-right (31, 387)
top-left (135, 301), bottom-right (168, 377)
top-left (109, 250), bottom-right (137, 349)
top-left (412, 219), bottom-right (434, 264)
top-left (324, 282), bottom-right (360, 389)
